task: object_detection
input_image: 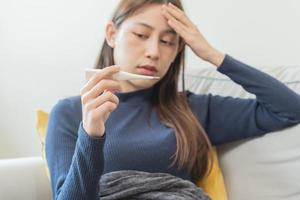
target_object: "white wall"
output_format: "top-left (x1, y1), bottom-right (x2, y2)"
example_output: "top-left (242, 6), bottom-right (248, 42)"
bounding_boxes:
top-left (1, 0), bottom-right (300, 158)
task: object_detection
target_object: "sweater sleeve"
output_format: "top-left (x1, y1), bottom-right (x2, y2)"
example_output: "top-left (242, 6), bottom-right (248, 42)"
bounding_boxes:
top-left (190, 54), bottom-right (300, 145)
top-left (45, 98), bottom-right (105, 200)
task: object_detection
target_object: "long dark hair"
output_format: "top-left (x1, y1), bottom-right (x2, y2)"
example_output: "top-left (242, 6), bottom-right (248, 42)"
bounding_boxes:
top-left (94, 0), bottom-right (213, 182)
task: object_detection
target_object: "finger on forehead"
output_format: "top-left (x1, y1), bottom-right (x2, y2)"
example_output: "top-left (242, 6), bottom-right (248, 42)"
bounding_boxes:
top-left (164, 4), bottom-right (190, 26)
top-left (83, 66), bottom-right (120, 94)
top-left (168, 3), bottom-right (183, 12)
top-left (162, 7), bottom-right (174, 21)
top-left (168, 17), bottom-right (188, 39)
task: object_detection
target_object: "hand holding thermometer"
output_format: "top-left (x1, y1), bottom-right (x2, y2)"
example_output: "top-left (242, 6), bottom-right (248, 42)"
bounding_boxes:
top-left (85, 68), bottom-right (160, 81)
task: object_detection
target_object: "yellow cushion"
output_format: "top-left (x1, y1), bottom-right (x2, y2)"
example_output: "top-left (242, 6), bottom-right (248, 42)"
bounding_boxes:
top-left (36, 109), bottom-right (50, 179)
top-left (36, 110), bottom-right (228, 200)
top-left (196, 147), bottom-right (228, 200)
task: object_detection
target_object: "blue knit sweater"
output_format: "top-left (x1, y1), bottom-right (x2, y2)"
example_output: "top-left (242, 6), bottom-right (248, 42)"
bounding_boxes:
top-left (46, 55), bottom-right (300, 200)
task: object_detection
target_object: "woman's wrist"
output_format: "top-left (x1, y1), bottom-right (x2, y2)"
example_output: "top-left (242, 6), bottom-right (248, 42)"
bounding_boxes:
top-left (204, 48), bottom-right (225, 67)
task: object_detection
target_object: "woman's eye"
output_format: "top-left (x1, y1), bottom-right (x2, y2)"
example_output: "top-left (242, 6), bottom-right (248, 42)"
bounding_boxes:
top-left (134, 33), bottom-right (148, 39)
top-left (133, 32), bottom-right (174, 46)
top-left (161, 40), bottom-right (174, 46)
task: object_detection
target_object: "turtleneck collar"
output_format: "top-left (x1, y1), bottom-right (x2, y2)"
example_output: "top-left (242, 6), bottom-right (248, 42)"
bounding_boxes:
top-left (115, 86), bottom-right (155, 104)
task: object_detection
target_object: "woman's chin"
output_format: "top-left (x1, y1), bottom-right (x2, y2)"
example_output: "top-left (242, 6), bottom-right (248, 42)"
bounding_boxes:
top-left (130, 79), bottom-right (159, 89)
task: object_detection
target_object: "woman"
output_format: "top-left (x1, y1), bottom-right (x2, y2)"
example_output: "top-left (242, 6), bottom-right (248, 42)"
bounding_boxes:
top-left (46, 0), bottom-right (300, 199)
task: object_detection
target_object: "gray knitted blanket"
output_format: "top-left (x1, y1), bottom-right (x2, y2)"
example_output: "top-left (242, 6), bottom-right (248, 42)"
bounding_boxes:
top-left (99, 170), bottom-right (211, 200)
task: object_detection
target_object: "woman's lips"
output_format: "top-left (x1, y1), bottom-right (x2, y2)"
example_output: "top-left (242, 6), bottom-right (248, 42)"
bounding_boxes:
top-left (137, 66), bottom-right (157, 76)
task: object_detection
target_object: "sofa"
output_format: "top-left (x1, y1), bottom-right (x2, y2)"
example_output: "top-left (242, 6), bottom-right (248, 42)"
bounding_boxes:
top-left (0, 64), bottom-right (299, 200)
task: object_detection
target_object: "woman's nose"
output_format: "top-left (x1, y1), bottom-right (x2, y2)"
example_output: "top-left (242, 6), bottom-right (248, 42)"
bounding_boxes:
top-left (145, 39), bottom-right (160, 60)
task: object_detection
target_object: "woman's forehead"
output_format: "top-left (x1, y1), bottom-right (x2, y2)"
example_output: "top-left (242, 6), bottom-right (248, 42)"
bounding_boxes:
top-left (124, 4), bottom-right (173, 29)
top-left (130, 21), bottom-right (177, 35)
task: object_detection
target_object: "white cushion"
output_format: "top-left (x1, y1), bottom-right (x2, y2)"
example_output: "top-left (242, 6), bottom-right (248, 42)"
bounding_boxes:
top-left (0, 157), bottom-right (51, 200)
top-left (184, 65), bottom-right (300, 200)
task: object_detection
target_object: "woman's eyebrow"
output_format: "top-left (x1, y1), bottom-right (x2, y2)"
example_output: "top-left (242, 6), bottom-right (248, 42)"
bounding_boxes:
top-left (134, 22), bottom-right (177, 35)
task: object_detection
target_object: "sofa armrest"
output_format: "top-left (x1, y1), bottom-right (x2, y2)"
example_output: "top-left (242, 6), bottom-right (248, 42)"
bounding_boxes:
top-left (0, 156), bottom-right (51, 200)
top-left (218, 124), bottom-right (300, 200)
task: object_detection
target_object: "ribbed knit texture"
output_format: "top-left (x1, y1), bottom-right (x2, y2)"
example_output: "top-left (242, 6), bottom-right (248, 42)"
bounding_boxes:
top-left (46, 54), bottom-right (300, 200)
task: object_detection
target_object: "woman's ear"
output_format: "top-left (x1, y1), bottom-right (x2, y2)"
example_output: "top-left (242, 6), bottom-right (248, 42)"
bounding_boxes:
top-left (105, 21), bottom-right (117, 48)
